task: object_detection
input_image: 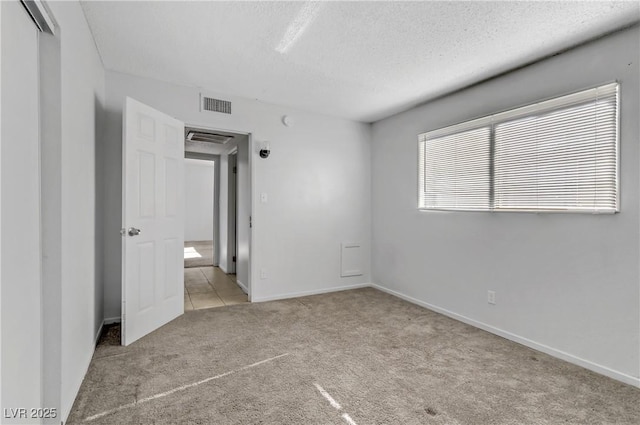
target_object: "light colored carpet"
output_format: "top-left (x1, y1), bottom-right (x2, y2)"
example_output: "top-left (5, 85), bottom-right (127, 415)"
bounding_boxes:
top-left (67, 288), bottom-right (639, 424)
top-left (184, 240), bottom-right (213, 268)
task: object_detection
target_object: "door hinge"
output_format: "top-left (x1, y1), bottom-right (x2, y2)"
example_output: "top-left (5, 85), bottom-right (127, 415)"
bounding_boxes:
top-left (249, 216), bottom-right (252, 228)
top-left (233, 166), bottom-right (237, 174)
top-left (232, 256), bottom-right (236, 262)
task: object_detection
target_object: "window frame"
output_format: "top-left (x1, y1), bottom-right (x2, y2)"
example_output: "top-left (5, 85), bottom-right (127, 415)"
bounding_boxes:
top-left (418, 82), bottom-right (620, 214)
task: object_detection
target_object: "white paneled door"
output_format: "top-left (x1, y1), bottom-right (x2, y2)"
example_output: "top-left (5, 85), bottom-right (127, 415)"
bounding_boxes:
top-left (122, 97), bottom-right (185, 346)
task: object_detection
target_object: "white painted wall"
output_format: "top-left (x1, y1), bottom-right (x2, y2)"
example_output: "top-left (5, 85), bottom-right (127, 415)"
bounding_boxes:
top-left (1, 2), bottom-right (42, 421)
top-left (46, 1), bottom-right (106, 420)
top-left (184, 158), bottom-right (215, 242)
top-left (102, 70), bottom-right (371, 316)
top-left (371, 26), bottom-right (640, 386)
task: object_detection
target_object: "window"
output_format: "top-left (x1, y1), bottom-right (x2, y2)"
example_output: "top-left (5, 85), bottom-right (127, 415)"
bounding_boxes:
top-left (418, 82), bottom-right (619, 213)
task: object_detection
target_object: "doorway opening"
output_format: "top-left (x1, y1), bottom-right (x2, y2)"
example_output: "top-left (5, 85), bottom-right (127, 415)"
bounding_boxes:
top-left (183, 154), bottom-right (215, 269)
top-left (183, 126), bottom-right (251, 310)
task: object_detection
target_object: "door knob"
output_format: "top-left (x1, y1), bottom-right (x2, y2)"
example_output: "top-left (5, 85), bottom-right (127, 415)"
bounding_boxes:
top-left (128, 227), bottom-right (141, 237)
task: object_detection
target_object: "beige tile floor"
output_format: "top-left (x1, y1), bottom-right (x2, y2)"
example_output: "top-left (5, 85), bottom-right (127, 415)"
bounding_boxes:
top-left (184, 266), bottom-right (248, 311)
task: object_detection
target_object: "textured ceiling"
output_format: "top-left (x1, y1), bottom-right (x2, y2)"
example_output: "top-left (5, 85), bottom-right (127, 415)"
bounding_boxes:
top-left (80, 1), bottom-right (640, 123)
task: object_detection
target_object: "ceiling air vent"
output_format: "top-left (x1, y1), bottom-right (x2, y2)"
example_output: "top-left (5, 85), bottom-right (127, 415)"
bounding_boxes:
top-left (201, 95), bottom-right (232, 114)
top-left (185, 128), bottom-right (235, 145)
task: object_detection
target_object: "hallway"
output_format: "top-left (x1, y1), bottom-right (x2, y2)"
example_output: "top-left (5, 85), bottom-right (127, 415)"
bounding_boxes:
top-left (184, 266), bottom-right (248, 310)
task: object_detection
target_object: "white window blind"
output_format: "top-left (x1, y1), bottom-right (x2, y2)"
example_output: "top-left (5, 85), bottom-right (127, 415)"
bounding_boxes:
top-left (419, 126), bottom-right (490, 210)
top-left (418, 82), bottom-right (619, 213)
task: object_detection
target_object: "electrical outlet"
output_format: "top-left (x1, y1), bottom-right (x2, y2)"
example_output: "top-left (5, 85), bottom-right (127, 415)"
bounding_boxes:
top-left (260, 268), bottom-right (268, 279)
top-left (487, 290), bottom-right (496, 305)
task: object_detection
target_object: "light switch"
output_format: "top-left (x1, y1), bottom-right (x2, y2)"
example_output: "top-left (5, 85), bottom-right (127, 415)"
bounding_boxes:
top-left (260, 192), bottom-right (268, 203)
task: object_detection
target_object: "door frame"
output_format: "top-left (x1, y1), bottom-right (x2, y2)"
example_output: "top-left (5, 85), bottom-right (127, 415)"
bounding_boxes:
top-left (227, 150), bottom-right (237, 274)
top-left (183, 124), bottom-right (253, 300)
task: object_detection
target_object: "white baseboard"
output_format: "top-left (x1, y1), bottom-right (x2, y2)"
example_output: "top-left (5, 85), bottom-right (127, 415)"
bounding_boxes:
top-left (93, 322), bottom-right (104, 346)
top-left (251, 282), bottom-right (371, 303)
top-left (370, 283), bottom-right (640, 388)
top-left (61, 317), bottom-right (112, 424)
top-left (236, 279), bottom-right (248, 294)
top-left (103, 316), bottom-right (121, 325)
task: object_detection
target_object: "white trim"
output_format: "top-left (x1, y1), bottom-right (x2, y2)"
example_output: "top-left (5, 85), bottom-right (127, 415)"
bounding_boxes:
top-left (103, 316), bottom-right (121, 325)
top-left (185, 125), bottom-right (253, 299)
top-left (0, 2), bottom-right (3, 412)
top-left (236, 279), bottom-right (248, 295)
top-left (246, 133), bottom-right (253, 301)
top-left (370, 283), bottom-right (640, 388)
top-left (93, 322), bottom-right (104, 347)
top-left (185, 121), bottom-right (250, 137)
top-left (61, 380), bottom-right (79, 422)
top-left (251, 283), bottom-right (371, 303)
top-left (61, 317), bottom-right (109, 423)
